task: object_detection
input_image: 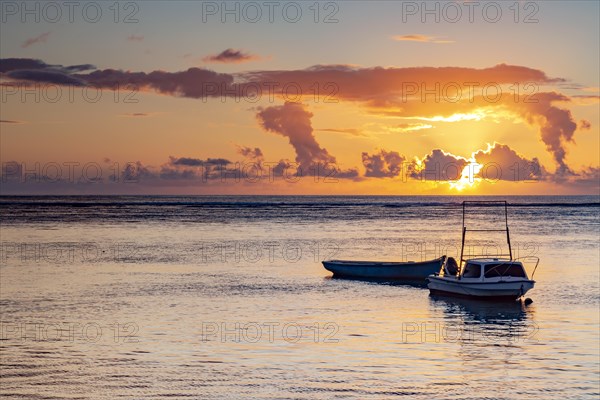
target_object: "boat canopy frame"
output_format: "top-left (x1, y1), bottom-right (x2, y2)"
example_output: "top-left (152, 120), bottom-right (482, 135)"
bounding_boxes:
top-left (459, 200), bottom-right (513, 267)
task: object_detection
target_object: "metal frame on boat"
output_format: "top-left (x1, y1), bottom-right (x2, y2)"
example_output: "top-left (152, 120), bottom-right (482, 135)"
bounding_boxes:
top-left (427, 201), bottom-right (539, 300)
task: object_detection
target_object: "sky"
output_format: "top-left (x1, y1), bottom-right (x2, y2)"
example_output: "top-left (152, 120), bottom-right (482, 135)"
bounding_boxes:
top-left (1, 0), bottom-right (599, 195)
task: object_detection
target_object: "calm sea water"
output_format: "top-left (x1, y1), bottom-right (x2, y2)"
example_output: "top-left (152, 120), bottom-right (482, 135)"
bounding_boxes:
top-left (1, 196), bottom-right (599, 399)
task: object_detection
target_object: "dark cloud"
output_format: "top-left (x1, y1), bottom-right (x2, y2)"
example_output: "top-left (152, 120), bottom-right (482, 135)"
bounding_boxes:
top-left (1, 58), bottom-right (94, 87)
top-left (412, 149), bottom-right (468, 181)
top-left (122, 161), bottom-right (156, 181)
top-left (255, 103), bottom-right (359, 179)
top-left (2, 59), bottom-right (560, 102)
top-left (513, 92), bottom-right (577, 175)
top-left (572, 166), bottom-right (600, 186)
top-left (203, 49), bottom-right (258, 64)
top-left (21, 32), bottom-right (51, 48)
top-left (169, 157), bottom-right (232, 167)
top-left (63, 64), bottom-right (96, 73)
top-left (334, 168), bottom-right (360, 179)
top-left (0, 58), bottom-right (50, 72)
top-left (170, 157), bottom-right (204, 167)
top-left (579, 120), bottom-right (591, 130)
top-left (240, 63), bottom-right (562, 103)
top-left (256, 102), bottom-right (336, 171)
top-left (80, 67), bottom-right (234, 98)
top-left (361, 150), bottom-right (405, 178)
top-left (0, 58), bottom-right (94, 74)
top-left (0, 58), bottom-right (585, 175)
top-left (237, 146), bottom-right (263, 160)
top-left (6, 69), bottom-right (87, 86)
top-left (473, 143), bottom-right (546, 181)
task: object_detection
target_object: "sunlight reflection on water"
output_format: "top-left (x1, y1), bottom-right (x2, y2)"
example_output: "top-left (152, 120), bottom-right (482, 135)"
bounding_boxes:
top-left (1, 196), bottom-right (598, 399)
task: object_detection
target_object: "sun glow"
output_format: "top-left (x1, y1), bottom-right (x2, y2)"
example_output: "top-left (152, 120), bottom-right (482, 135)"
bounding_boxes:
top-left (417, 112), bottom-right (487, 123)
top-left (448, 162), bottom-right (483, 191)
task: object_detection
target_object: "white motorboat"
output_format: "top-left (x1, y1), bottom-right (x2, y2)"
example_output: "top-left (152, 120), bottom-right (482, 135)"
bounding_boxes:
top-left (427, 201), bottom-right (540, 301)
top-left (427, 258), bottom-right (537, 300)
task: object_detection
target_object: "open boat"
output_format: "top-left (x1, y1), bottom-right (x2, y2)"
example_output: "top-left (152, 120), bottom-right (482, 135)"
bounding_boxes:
top-left (322, 256), bottom-right (446, 283)
top-left (427, 201), bottom-right (539, 300)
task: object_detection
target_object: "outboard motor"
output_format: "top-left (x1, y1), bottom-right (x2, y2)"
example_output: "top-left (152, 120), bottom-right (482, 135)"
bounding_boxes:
top-left (444, 257), bottom-right (459, 276)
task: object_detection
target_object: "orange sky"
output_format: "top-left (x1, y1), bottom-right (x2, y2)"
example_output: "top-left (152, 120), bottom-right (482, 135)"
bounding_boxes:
top-left (1, 1), bottom-right (598, 195)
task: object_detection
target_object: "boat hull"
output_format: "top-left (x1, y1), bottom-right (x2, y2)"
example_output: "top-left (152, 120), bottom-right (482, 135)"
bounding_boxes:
top-left (427, 276), bottom-right (535, 300)
top-left (322, 256), bottom-right (445, 282)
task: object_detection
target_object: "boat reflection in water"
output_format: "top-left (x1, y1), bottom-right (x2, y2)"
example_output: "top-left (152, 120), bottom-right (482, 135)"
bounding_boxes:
top-left (428, 294), bottom-right (538, 346)
top-left (429, 293), bottom-right (531, 323)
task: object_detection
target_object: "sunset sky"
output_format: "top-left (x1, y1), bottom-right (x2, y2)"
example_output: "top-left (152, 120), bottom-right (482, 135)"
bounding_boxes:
top-left (1, 1), bottom-right (599, 194)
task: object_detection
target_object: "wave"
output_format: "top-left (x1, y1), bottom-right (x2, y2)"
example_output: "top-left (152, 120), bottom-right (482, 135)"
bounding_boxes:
top-left (0, 195), bottom-right (598, 209)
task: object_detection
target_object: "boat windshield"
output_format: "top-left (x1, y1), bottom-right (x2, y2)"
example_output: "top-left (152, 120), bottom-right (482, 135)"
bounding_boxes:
top-left (462, 263), bottom-right (481, 278)
top-left (484, 263), bottom-right (527, 278)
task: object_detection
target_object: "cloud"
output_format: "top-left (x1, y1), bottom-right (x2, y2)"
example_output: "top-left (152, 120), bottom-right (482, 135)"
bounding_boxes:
top-left (238, 63), bottom-right (563, 107)
top-left (256, 102), bottom-right (359, 178)
top-left (0, 58), bottom-right (95, 74)
top-left (1, 58), bottom-right (233, 97)
top-left (360, 143), bottom-right (548, 182)
top-left (0, 58), bottom-right (95, 87)
top-left (571, 95), bottom-right (600, 105)
top-left (237, 146), bottom-right (263, 160)
top-left (127, 34), bottom-right (144, 42)
top-left (374, 92), bottom-right (582, 175)
top-left (1, 59), bottom-right (561, 103)
top-left (6, 69), bottom-right (87, 86)
top-left (256, 102), bottom-right (336, 171)
top-left (392, 34), bottom-right (454, 44)
top-left (512, 92), bottom-right (577, 175)
top-left (316, 128), bottom-right (366, 137)
top-left (121, 161), bottom-right (156, 181)
top-left (0, 119), bottom-right (24, 124)
top-left (579, 120), bottom-right (591, 130)
top-left (0, 59), bottom-right (584, 174)
top-left (335, 168), bottom-right (361, 179)
top-left (76, 67), bottom-right (235, 98)
top-left (203, 49), bottom-right (259, 64)
top-left (147, 157), bottom-right (234, 181)
top-left (392, 123), bottom-right (433, 133)
top-left (21, 32), bottom-right (51, 48)
top-left (169, 157), bottom-right (231, 167)
top-left (0, 58), bottom-right (50, 72)
top-left (572, 166), bottom-right (600, 187)
top-left (412, 149), bottom-right (468, 181)
top-left (472, 143), bottom-right (546, 181)
top-left (408, 144), bottom-right (548, 183)
top-left (121, 112), bottom-right (150, 117)
top-left (161, 157), bottom-right (230, 181)
top-left (581, 87), bottom-right (599, 93)
top-left (154, 155), bottom-right (314, 182)
top-left (362, 150), bottom-right (406, 178)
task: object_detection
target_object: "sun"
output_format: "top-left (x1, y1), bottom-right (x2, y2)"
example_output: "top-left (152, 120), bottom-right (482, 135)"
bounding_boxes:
top-left (448, 162), bottom-right (482, 191)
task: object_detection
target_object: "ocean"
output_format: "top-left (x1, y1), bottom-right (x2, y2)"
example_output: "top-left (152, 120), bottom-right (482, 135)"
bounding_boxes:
top-left (1, 195), bottom-right (599, 399)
